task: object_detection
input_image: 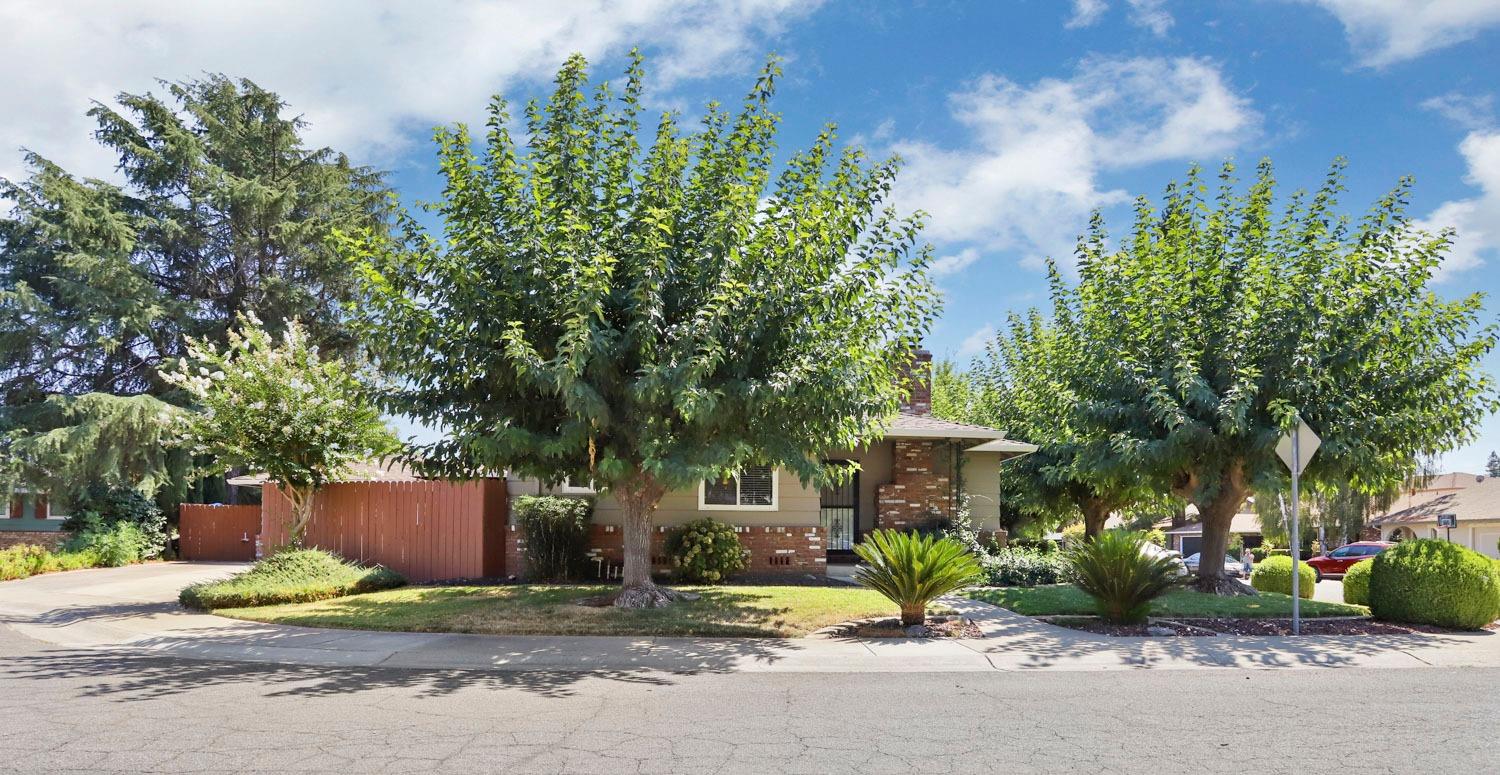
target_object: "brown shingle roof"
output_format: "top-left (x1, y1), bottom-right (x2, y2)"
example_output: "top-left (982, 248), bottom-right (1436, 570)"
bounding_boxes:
top-left (885, 412), bottom-right (1008, 439)
top-left (1370, 476), bottom-right (1500, 526)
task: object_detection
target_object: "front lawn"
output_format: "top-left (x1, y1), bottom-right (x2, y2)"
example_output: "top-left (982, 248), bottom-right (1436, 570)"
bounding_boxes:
top-left (214, 584), bottom-right (900, 638)
top-left (967, 584), bottom-right (1367, 618)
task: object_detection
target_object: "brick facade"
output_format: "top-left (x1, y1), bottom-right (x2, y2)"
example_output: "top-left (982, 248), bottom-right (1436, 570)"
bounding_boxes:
top-left (505, 523), bottom-right (826, 581)
top-left (0, 531), bottom-right (69, 551)
top-left (875, 439), bottom-right (956, 531)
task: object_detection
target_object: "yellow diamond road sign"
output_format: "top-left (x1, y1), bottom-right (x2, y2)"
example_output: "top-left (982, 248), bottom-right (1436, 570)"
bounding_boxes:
top-left (1275, 417), bottom-right (1320, 476)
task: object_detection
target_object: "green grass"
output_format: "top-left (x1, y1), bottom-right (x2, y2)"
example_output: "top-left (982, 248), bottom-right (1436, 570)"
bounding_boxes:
top-left (180, 549), bottom-right (406, 609)
top-left (215, 584), bottom-right (902, 638)
top-left (967, 584), bottom-right (1368, 618)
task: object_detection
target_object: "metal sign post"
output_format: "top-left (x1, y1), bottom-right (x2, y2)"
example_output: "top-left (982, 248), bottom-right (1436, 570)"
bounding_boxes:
top-left (1276, 416), bottom-right (1321, 636)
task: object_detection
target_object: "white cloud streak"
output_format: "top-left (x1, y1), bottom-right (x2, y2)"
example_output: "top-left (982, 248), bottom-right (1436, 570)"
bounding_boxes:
top-left (958, 325), bottom-right (996, 357)
top-left (1303, 0), bottom-right (1500, 66)
top-left (1415, 129), bottom-right (1500, 279)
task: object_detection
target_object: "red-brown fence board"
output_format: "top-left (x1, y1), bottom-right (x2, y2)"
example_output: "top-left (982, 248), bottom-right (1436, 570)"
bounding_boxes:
top-left (179, 504), bottom-right (261, 561)
top-left (260, 478), bottom-right (507, 582)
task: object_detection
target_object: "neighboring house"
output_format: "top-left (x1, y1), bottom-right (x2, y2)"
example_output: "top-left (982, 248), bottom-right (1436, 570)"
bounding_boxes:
top-left (1162, 512), bottom-right (1263, 557)
top-left (2, 489), bottom-right (69, 550)
top-left (1369, 475), bottom-right (1500, 559)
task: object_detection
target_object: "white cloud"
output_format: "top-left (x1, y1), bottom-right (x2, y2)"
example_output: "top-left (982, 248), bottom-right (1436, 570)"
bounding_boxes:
top-left (930, 247), bottom-right (982, 276)
top-left (1126, 0), bottom-right (1175, 36)
top-left (0, 0), bottom-right (818, 184)
top-left (1065, 0), bottom-right (1109, 28)
top-left (889, 56), bottom-right (1259, 267)
top-left (1415, 130), bottom-right (1500, 279)
top-left (958, 325), bottom-right (996, 357)
top-left (1421, 92), bottom-right (1496, 130)
top-left (1304, 0), bottom-right (1500, 66)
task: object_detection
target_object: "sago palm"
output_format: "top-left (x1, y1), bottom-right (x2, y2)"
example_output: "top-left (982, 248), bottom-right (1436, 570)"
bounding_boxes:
top-left (854, 529), bottom-right (983, 626)
top-left (1066, 530), bottom-right (1182, 624)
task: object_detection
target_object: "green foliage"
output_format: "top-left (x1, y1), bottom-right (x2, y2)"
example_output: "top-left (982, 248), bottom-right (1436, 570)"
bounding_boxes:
top-left (62, 484), bottom-right (168, 552)
top-left (1, 74), bottom-right (391, 501)
top-left (163, 315), bottom-right (398, 543)
top-left (1060, 522), bottom-right (1086, 546)
top-left (1343, 558), bottom-right (1373, 606)
top-left (1065, 530), bottom-right (1184, 624)
top-left (514, 495), bottom-right (594, 581)
top-left (179, 548), bottom-right (406, 609)
top-left (63, 519), bottom-right (154, 566)
top-left (1250, 543), bottom-right (1273, 562)
top-left (1487, 451), bottom-right (1500, 478)
top-left (1145, 528), bottom-right (1167, 548)
top-left (1368, 539), bottom-right (1500, 630)
top-left (854, 529), bottom-right (983, 626)
top-left (664, 518), bottom-right (747, 583)
top-left (977, 547), bottom-right (1070, 587)
top-left (1249, 555), bottom-right (1315, 598)
top-left (0, 544), bottom-right (100, 580)
top-left (345, 53), bottom-right (936, 589)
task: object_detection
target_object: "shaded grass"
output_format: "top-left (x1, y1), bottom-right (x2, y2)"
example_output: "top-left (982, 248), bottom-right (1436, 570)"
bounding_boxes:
top-left (217, 584), bottom-right (901, 638)
top-left (967, 584), bottom-right (1368, 618)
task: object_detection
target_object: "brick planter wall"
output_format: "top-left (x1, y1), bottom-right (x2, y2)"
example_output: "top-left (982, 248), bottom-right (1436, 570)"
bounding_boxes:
top-left (505, 523), bottom-right (825, 580)
top-left (0, 531), bottom-right (68, 551)
top-left (875, 439), bottom-right (956, 531)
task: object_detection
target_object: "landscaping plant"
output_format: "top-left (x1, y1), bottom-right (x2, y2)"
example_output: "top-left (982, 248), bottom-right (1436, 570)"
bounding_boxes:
top-left (1368, 539), bottom-right (1500, 630)
top-left (1249, 555), bottom-right (1314, 599)
top-left (665, 518), bottom-right (747, 583)
top-left (1342, 558), bottom-right (1373, 606)
top-left (0, 544), bottom-right (99, 580)
top-left (179, 548), bottom-right (405, 609)
top-left (64, 518), bottom-right (154, 567)
top-left (979, 547), bottom-right (1069, 587)
top-left (514, 496), bottom-right (593, 581)
top-left (853, 529), bottom-right (983, 627)
top-left (62, 485), bottom-right (168, 556)
top-left (1065, 530), bottom-right (1183, 624)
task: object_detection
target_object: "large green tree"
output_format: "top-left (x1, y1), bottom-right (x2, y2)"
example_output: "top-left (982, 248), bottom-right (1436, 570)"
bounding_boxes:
top-left (0, 75), bottom-right (392, 502)
top-left (348, 54), bottom-right (937, 607)
top-left (1062, 160), bottom-right (1496, 593)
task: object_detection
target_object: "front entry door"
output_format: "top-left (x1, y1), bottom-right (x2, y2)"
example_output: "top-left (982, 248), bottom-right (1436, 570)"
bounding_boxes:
top-left (820, 467), bottom-right (859, 558)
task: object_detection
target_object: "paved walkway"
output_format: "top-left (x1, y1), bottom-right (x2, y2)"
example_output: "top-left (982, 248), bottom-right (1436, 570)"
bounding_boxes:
top-left (2, 562), bottom-right (1496, 673)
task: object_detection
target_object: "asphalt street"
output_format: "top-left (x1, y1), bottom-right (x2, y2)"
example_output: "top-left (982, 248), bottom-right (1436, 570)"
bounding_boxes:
top-left (2, 624), bottom-right (1495, 775)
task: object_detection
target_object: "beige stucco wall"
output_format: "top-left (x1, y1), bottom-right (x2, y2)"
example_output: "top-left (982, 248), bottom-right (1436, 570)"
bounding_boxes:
top-left (1381, 520), bottom-right (1500, 560)
top-left (961, 450), bottom-right (1005, 532)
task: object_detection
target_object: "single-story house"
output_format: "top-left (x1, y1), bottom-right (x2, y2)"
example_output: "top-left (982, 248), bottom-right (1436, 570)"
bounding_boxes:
top-left (1162, 512), bottom-right (1263, 557)
top-left (2, 489), bottom-right (69, 550)
top-left (1369, 475), bottom-right (1500, 559)
top-left (218, 351), bottom-right (1038, 581)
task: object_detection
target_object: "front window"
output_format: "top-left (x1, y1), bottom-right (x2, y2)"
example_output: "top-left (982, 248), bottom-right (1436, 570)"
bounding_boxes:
top-left (698, 465), bottom-right (778, 511)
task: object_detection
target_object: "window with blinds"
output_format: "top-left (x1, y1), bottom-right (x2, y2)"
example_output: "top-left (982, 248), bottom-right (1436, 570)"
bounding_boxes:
top-left (698, 465), bottom-right (778, 510)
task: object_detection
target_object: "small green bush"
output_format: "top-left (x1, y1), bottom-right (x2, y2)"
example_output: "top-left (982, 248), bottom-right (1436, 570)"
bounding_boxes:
top-left (0, 544), bottom-right (104, 580)
top-left (855, 529), bottom-right (983, 626)
top-left (979, 548), bottom-right (1069, 587)
top-left (1249, 555), bottom-right (1315, 598)
top-left (179, 548), bottom-right (405, 609)
top-left (64, 519), bottom-right (155, 566)
top-left (63, 485), bottom-right (168, 557)
top-left (665, 518), bottom-right (747, 583)
top-left (1065, 530), bottom-right (1183, 624)
top-left (1342, 559), bottom-right (1373, 606)
top-left (1250, 544), bottom-right (1272, 562)
top-left (1368, 539), bottom-right (1500, 630)
top-left (514, 495), bottom-right (593, 581)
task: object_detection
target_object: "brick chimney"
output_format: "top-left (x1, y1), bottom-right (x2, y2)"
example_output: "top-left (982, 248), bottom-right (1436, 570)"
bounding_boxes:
top-left (899, 349), bottom-right (933, 415)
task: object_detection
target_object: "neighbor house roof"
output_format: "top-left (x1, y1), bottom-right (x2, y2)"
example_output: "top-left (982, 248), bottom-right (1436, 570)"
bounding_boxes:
top-left (884, 412), bottom-right (1038, 455)
top-left (225, 459), bottom-right (424, 486)
top-left (1370, 476), bottom-right (1500, 526)
top-left (1378, 472), bottom-right (1487, 516)
top-left (1163, 513), bottom-right (1262, 536)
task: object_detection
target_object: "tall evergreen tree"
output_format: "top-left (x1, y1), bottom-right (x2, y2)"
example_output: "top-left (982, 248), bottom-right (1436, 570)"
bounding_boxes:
top-left (0, 75), bottom-right (392, 502)
top-left (1487, 451), bottom-right (1500, 478)
top-left (348, 54), bottom-right (937, 607)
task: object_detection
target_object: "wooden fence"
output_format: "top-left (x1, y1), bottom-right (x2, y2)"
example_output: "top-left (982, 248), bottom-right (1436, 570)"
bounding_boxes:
top-left (179, 504), bottom-right (261, 561)
top-left (260, 478), bottom-right (508, 582)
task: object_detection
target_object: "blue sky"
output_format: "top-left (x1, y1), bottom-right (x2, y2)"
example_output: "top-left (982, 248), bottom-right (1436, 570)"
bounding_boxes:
top-left (5, 0), bottom-right (1500, 471)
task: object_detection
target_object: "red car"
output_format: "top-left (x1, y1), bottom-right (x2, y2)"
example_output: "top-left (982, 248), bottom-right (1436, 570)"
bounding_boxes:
top-left (1305, 541), bottom-right (1394, 580)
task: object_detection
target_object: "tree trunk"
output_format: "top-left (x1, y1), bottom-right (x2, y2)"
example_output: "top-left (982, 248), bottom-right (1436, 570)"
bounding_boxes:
top-left (286, 485), bottom-right (315, 548)
top-left (1081, 498), bottom-right (1111, 538)
top-left (613, 473), bottom-right (683, 609)
top-left (1186, 462), bottom-right (1255, 596)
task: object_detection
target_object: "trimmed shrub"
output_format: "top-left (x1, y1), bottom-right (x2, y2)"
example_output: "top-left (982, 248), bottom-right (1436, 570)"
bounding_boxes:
top-left (854, 529), bottom-right (983, 626)
top-left (665, 518), bottom-right (747, 583)
top-left (1343, 559), bottom-right (1373, 606)
top-left (1065, 530), bottom-right (1183, 624)
top-left (179, 548), bottom-right (405, 609)
top-left (1249, 555), bottom-right (1315, 598)
top-left (64, 519), bottom-right (155, 566)
top-left (1368, 539), bottom-right (1500, 630)
top-left (979, 548), bottom-right (1069, 587)
top-left (514, 495), bottom-right (593, 581)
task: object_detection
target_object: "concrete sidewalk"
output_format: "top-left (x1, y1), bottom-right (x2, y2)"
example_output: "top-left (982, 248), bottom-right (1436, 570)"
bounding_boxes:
top-left (2, 562), bottom-right (1496, 673)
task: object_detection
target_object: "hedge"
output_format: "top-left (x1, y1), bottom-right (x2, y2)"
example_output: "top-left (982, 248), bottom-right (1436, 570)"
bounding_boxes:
top-left (1342, 559), bottom-right (1373, 606)
top-left (1249, 555), bottom-right (1314, 598)
top-left (1368, 539), bottom-right (1500, 630)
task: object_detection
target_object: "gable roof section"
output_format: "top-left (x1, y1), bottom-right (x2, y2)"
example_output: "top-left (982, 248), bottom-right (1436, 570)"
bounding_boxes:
top-left (886, 412), bottom-right (1007, 440)
top-left (1370, 476), bottom-right (1500, 526)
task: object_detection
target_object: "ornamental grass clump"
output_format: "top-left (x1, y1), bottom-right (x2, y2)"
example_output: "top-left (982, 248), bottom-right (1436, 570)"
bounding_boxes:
top-left (854, 529), bottom-right (983, 626)
top-left (1065, 530), bottom-right (1183, 624)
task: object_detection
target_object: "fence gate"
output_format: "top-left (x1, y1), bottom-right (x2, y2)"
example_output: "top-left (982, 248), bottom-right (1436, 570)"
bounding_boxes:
top-left (179, 504), bottom-right (260, 561)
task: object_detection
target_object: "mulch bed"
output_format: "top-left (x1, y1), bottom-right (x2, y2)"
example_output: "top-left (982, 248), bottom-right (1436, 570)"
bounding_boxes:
top-left (1040, 615), bottom-right (1479, 637)
top-left (815, 615), bottom-right (984, 639)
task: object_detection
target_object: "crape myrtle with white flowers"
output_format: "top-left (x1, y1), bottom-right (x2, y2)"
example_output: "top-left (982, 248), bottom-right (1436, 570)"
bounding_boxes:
top-left (163, 313), bottom-right (398, 545)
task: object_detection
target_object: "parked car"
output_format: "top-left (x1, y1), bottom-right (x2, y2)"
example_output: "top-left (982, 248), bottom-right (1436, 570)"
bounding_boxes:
top-left (1182, 552), bottom-right (1245, 578)
top-left (1142, 542), bottom-right (1188, 576)
top-left (1305, 541), bottom-right (1393, 581)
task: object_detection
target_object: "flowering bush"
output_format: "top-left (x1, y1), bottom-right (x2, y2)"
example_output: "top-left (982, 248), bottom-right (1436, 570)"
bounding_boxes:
top-left (665, 518), bottom-right (746, 583)
top-left (164, 314), bottom-right (398, 544)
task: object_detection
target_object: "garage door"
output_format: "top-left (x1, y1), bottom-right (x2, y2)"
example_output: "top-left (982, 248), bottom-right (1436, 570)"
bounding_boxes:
top-left (1179, 537), bottom-right (1202, 557)
top-left (1475, 530), bottom-right (1500, 560)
